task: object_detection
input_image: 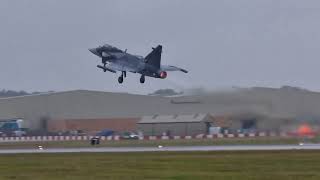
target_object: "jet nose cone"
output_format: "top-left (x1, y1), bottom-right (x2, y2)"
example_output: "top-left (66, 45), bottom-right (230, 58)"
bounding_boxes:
top-left (89, 48), bottom-right (100, 56)
top-left (89, 48), bottom-right (96, 54)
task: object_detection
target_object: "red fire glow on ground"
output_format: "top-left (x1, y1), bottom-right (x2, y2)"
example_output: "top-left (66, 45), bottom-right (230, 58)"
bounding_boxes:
top-left (287, 123), bottom-right (317, 137)
top-left (297, 124), bottom-right (315, 136)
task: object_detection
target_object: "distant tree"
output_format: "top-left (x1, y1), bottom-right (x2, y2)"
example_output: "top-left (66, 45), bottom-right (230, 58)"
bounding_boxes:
top-left (0, 89), bottom-right (49, 97)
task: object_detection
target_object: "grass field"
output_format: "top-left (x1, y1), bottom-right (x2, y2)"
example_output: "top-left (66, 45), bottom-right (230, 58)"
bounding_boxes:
top-left (0, 150), bottom-right (319, 180)
top-left (0, 136), bottom-right (316, 149)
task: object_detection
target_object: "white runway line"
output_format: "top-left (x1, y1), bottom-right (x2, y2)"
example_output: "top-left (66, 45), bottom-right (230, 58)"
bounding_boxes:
top-left (1, 144), bottom-right (320, 154)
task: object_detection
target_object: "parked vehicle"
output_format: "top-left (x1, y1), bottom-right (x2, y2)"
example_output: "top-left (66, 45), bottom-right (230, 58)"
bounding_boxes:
top-left (0, 119), bottom-right (27, 137)
top-left (120, 132), bottom-right (139, 140)
top-left (95, 129), bottom-right (115, 137)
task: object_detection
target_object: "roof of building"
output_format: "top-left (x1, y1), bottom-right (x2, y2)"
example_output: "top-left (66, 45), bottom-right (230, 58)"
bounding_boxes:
top-left (0, 90), bottom-right (169, 120)
top-left (2, 87), bottom-right (320, 129)
top-left (138, 113), bottom-right (211, 124)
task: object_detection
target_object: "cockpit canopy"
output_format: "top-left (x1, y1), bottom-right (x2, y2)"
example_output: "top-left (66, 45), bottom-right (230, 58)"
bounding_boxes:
top-left (101, 44), bottom-right (123, 53)
top-left (135, 55), bottom-right (144, 59)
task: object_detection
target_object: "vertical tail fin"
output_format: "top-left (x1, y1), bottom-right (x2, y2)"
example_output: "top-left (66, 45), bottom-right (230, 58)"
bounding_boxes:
top-left (145, 45), bottom-right (162, 68)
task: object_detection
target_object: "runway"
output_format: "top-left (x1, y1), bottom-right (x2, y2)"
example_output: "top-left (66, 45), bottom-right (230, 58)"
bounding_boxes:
top-left (1, 144), bottom-right (320, 154)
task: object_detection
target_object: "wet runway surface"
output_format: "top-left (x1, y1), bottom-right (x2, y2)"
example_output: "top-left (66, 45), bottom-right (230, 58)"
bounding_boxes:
top-left (1, 144), bottom-right (320, 154)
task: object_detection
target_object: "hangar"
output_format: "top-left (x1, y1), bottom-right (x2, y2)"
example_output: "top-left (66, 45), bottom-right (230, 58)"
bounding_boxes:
top-left (0, 90), bottom-right (169, 133)
top-left (137, 114), bottom-right (215, 136)
top-left (0, 87), bottom-right (319, 135)
top-left (47, 118), bottom-right (140, 133)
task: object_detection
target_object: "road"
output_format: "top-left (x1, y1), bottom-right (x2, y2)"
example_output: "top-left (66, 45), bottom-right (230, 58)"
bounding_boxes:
top-left (0, 144), bottom-right (320, 154)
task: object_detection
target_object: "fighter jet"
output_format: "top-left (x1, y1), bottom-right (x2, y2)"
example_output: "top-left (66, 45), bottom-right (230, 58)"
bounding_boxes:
top-left (89, 44), bottom-right (188, 84)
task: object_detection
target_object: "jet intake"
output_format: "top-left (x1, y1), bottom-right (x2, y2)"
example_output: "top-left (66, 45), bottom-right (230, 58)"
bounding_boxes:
top-left (158, 71), bottom-right (167, 79)
top-left (102, 52), bottom-right (109, 57)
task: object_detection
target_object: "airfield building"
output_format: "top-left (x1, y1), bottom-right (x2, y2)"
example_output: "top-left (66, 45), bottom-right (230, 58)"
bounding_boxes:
top-left (137, 114), bottom-right (214, 136)
top-left (0, 87), bottom-right (319, 135)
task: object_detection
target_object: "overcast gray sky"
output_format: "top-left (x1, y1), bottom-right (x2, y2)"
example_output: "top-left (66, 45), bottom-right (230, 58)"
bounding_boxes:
top-left (1, 0), bottom-right (320, 94)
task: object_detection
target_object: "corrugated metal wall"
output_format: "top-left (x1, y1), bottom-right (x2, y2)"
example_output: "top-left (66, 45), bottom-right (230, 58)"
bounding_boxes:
top-left (47, 118), bottom-right (140, 133)
top-left (137, 122), bottom-right (207, 136)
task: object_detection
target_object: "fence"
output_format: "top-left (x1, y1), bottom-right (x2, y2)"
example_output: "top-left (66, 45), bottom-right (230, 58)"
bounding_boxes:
top-left (0, 132), bottom-right (286, 142)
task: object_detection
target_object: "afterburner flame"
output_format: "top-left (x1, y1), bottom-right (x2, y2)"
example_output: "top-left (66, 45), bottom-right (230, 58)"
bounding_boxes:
top-left (159, 71), bottom-right (167, 79)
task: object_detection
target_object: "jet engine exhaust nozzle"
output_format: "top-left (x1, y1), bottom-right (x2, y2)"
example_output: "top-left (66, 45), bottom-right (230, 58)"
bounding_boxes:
top-left (159, 71), bottom-right (167, 79)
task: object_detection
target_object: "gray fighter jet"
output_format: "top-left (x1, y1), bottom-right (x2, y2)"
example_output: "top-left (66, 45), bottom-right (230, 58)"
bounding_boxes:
top-left (89, 44), bottom-right (188, 84)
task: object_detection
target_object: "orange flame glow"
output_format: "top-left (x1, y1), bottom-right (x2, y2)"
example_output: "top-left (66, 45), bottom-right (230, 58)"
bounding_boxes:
top-left (297, 124), bottom-right (313, 136)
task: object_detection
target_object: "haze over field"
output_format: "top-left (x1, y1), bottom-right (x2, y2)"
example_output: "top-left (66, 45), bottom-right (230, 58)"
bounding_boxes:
top-left (1, 0), bottom-right (320, 94)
